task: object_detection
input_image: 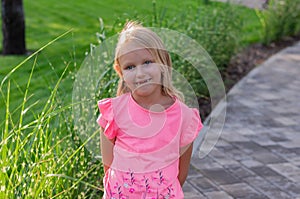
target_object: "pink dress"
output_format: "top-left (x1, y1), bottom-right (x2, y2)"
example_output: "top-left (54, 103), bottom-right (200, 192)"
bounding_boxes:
top-left (97, 93), bottom-right (203, 199)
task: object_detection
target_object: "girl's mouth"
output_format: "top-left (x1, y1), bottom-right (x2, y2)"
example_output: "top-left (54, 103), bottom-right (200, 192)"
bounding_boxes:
top-left (135, 78), bottom-right (152, 86)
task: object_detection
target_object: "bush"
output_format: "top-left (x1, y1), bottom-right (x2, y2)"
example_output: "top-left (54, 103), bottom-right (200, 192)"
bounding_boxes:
top-left (150, 2), bottom-right (242, 97)
top-left (257, 0), bottom-right (300, 44)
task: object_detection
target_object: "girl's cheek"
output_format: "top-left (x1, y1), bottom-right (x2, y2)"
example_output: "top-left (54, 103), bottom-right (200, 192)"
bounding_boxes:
top-left (122, 71), bottom-right (129, 78)
top-left (143, 64), bottom-right (155, 72)
top-left (123, 75), bottom-right (135, 89)
top-left (123, 72), bottom-right (132, 81)
top-left (151, 65), bottom-right (162, 75)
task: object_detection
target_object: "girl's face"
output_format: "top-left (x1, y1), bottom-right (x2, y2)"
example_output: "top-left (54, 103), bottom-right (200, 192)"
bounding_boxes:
top-left (119, 48), bottom-right (163, 99)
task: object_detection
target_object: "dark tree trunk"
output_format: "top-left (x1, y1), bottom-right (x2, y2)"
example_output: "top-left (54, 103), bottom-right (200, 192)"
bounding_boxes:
top-left (1, 0), bottom-right (26, 55)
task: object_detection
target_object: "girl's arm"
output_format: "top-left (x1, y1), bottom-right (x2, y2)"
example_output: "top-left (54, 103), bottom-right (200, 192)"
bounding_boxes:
top-left (178, 142), bottom-right (193, 186)
top-left (100, 128), bottom-right (115, 173)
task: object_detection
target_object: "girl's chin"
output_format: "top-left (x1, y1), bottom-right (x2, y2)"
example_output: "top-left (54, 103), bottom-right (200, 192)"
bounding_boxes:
top-left (133, 89), bottom-right (153, 97)
top-left (132, 85), bottom-right (157, 97)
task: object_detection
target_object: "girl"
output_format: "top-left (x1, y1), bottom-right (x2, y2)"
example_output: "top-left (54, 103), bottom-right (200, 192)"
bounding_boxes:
top-left (97, 21), bottom-right (203, 199)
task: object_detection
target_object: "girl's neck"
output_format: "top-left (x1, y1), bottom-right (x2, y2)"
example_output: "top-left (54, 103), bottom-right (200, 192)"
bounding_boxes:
top-left (131, 92), bottom-right (175, 111)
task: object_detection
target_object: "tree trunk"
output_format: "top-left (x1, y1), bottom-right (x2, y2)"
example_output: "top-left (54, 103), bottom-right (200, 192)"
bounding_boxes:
top-left (1, 0), bottom-right (26, 55)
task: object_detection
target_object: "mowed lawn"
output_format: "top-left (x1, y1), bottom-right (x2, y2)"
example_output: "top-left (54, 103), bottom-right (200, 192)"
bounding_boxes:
top-left (0, 0), bottom-right (261, 123)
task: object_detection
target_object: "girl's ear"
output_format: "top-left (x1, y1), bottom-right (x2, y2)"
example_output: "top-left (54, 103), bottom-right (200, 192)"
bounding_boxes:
top-left (113, 63), bottom-right (122, 77)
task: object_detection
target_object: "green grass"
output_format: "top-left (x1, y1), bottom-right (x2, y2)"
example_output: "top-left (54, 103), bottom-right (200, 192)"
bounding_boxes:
top-left (0, 0), bottom-right (264, 197)
top-left (235, 5), bottom-right (263, 46)
top-left (1, 51), bottom-right (104, 197)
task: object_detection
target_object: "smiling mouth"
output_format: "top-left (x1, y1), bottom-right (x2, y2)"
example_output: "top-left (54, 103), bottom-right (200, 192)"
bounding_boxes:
top-left (135, 78), bottom-right (152, 86)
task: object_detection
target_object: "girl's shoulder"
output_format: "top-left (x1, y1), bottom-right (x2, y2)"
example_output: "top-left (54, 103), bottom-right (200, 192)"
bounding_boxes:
top-left (97, 93), bottom-right (130, 115)
top-left (177, 100), bottom-right (199, 114)
top-left (98, 93), bottom-right (130, 106)
top-left (177, 100), bottom-right (202, 127)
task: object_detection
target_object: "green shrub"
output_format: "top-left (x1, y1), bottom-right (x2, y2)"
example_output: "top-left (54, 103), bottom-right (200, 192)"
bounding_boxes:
top-left (149, 2), bottom-right (242, 97)
top-left (257, 0), bottom-right (300, 44)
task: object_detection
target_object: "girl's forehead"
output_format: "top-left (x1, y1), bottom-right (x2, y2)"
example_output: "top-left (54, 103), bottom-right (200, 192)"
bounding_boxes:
top-left (118, 43), bottom-right (155, 59)
top-left (118, 48), bottom-right (154, 63)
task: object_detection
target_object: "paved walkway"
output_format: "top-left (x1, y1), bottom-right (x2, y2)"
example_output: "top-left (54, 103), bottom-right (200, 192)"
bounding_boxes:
top-left (182, 1), bottom-right (300, 198)
top-left (183, 39), bottom-right (300, 198)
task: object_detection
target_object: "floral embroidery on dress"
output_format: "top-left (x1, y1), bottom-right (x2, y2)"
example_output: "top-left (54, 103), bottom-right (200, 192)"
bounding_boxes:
top-left (106, 169), bottom-right (176, 199)
top-left (159, 186), bottom-right (175, 199)
top-left (152, 170), bottom-right (166, 186)
top-left (121, 170), bottom-right (141, 197)
top-left (108, 182), bottom-right (129, 199)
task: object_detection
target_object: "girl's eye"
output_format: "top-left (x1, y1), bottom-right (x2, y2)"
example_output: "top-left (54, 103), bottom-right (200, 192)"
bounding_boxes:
top-left (125, 65), bottom-right (135, 70)
top-left (144, 60), bottom-right (153, 65)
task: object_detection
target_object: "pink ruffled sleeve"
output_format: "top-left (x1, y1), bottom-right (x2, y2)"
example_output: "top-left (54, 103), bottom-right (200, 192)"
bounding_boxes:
top-left (180, 108), bottom-right (203, 147)
top-left (97, 98), bottom-right (117, 139)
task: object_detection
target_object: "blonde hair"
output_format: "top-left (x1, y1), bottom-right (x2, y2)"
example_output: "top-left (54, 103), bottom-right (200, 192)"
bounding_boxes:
top-left (113, 21), bottom-right (184, 102)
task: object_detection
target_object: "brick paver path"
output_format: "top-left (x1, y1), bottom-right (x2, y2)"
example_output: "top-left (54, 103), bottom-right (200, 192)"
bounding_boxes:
top-left (183, 41), bottom-right (300, 198)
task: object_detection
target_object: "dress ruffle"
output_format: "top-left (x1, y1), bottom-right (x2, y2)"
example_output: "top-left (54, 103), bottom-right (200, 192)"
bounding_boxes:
top-left (180, 108), bottom-right (203, 147)
top-left (97, 98), bottom-right (117, 139)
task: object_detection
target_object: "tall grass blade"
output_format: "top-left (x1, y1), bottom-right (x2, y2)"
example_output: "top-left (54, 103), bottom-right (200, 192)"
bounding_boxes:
top-left (0, 29), bottom-right (73, 88)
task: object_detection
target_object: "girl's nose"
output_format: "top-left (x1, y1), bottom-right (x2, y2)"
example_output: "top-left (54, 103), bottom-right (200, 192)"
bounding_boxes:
top-left (135, 65), bottom-right (145, 77)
